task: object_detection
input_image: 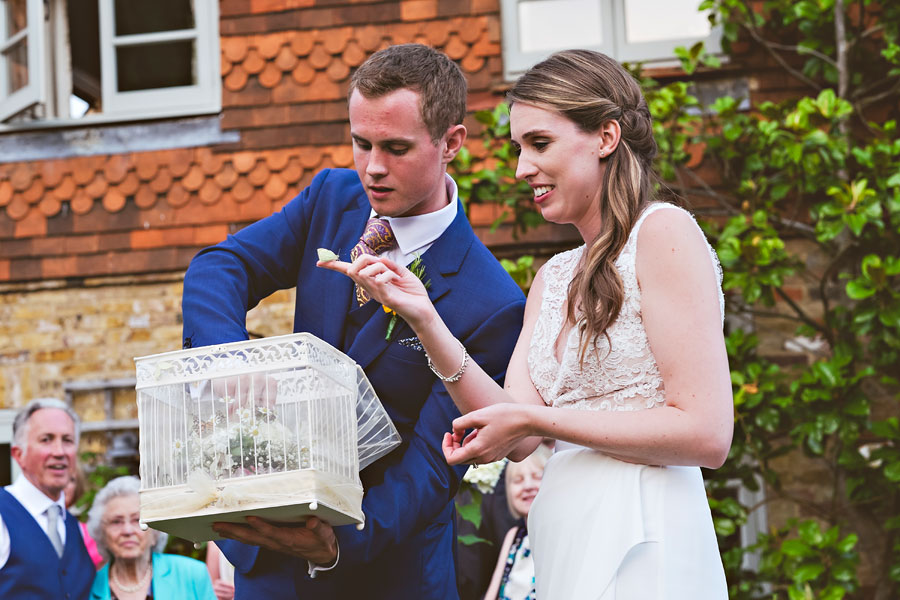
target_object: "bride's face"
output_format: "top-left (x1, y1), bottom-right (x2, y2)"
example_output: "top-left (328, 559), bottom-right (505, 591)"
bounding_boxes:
top-left (510, 102), bottom-right (606, 240)
top-left (507, 460), bottom-right (543, 518)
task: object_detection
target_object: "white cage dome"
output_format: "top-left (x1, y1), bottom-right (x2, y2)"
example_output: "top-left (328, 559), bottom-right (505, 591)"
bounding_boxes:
top-left (135, 333), bottom-right (401, 542)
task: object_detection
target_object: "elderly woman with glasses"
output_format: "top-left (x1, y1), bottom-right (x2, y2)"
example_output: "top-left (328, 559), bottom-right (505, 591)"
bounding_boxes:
top-left (86, 476), bottom-right (215, 600)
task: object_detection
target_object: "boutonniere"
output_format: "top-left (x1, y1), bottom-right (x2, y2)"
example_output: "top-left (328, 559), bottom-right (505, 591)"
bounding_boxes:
top-left (384, 255), bottom-right (430, 341)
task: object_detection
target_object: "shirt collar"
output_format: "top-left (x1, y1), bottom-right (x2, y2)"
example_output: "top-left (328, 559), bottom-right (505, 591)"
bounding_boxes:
top-left (374, 174), bottom-right (458, 256)
top-left (9, 474), bottom-right (66, 519)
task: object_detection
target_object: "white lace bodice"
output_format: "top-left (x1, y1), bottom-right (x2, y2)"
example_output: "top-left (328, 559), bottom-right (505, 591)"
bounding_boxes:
top-left (527, 203), bottom-right (724, 411)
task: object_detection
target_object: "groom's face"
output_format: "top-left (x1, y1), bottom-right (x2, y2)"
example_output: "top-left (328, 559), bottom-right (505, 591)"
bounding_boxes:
top-left (349, 88), bottom-right (451, 218)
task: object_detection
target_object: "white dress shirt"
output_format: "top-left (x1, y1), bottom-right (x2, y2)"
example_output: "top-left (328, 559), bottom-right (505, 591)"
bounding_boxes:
top-left (376, 173), bottom-right (459, 267)
top-left (0, 474), bottom-right (69, 568)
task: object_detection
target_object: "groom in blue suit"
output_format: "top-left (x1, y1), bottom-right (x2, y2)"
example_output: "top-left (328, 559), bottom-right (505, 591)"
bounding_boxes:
top-left (181, 44), bottom-right (525, 598)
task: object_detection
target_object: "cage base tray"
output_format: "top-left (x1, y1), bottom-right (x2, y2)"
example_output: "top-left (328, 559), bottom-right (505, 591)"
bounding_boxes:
top-left (144, 500), bottom-right (361, 544)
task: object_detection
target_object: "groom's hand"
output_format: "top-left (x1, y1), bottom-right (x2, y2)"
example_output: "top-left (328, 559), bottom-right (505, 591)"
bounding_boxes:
top-left (212, 516), bottom-right (338, 566)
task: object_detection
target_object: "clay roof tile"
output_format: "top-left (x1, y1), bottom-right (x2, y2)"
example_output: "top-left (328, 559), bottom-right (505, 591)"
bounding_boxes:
top-left (263, 174), bottom-right (287, 200)
top-left (199, 179), bottom-right (222, 205)
top-left (275, 45), bottom-right (299, 71)
top-left (38, 195), bottom-right (61, 217)
top-left (10, 163), bottom-right (34, 192)
top-left (6, 196), bottom-right (29, 221)
top-left (0, 180), bottom-right (12, 207)
top-left (148, 168), bottom-right (173, 194)
top-left (232, 152), bottom-right (257, 174)
top-left (118, 172), bottom-right (140, 196)
top-left (231, 178), bottom-right (254, 203)
top-left (52, 175), bottom-right (77, 201)
top-left (265, 149), bottom-right (292, 171)
top-left (280, 157), bottom-right (304, 183)
top-left (71, 156), bottom-right (104, 184)
top-left (330, 145), bottom-right (353, 167)
top-left (303, 71), bottom-right (342, 101)
top-left (257, 33), bottom-right (285, 60)
top-left (459, 21), bottom-right (483, 44)
top-left (470, 35), bottom-right (499, 57)
top-left (40, 160), bottom-right (68, 188)
top-left (326, 60), bottom-right (351, 82)
top-left (214, 163), bottom-right (239, 188)
top-left (22, 179), bottom-right (45, 204)
top-left (135, 154), bottom-right (160, 181)
top-left (424, 21), bottom-right (451, 46)
top-left (342, 40), bottom-right (367, 67)
top-left (292, 60), bottom-right (316, 85)
top-left (166, 182), bottom-right (191, 208)
top-left (197, 149), bottom-right (225, 176)
top-left (392, 23), bottom-right (420, 44)
top-left (308, 44), bottom-right (331, 70)
top-left (444, 34), bottom-right (468, 60)
top-left (84, 174), bottom-right (108, 199)
top-left (243, 48), bottom-right (266, 75)
top-left (134, 186), bottom-right (158, 209)
top-left (222, 37), bottom-right (249, 63)
top-left (247, 162), bottom-right (271, 187)
top-left (224, 65), bottom-right (249, 92)
top-left (289, 32), bottom-right (315, 57)
top-left (70, 188), bottom-right (94, 215)
top-left (300, 149), bottom-right (324, 169)
top-left (103, 155), bottom-right (132, 184)
top-left (323, 28), bottom-right (351, 54)
top-left (259, 62), bottom-right (283, 88)
top-left (169, 149), bottom-right (193, 177)
top-left (102, 188), bottom-right (126, 213)
top-left (221, 52), bottom-right (233, 77)
top-left (357, 25), bottom-right (384, 52)
top-left (181, 165), bottom-right (205, 192)
top-left (461, 53), bottom-right (485, 73)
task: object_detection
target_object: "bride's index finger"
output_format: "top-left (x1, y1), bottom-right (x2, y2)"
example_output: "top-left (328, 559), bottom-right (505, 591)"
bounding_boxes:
top-left (316, 258), bottom-right (352, 274)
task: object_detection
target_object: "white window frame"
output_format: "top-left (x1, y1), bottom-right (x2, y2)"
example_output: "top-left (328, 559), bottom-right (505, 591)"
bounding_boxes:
top-left (500, 0), bottom-right (723, 81)
top-left (0, 0), bottom-right (45, 121)
top-left (0, 0), bottom-right (220, 126)
top-left (97, 0), bottom-right (220, 120)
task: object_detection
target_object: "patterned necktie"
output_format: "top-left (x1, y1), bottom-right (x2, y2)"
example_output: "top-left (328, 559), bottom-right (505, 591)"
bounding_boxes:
top-left (46, 504), bottom-right (64, 558)
top-left (350, 217), bottom-right (397, 305)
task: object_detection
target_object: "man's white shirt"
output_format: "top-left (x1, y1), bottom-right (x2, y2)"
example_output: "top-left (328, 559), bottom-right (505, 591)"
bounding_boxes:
top-left (375, 174), bottom-right (459, 267)
top-left (0, 475), bottom-right (69, 568)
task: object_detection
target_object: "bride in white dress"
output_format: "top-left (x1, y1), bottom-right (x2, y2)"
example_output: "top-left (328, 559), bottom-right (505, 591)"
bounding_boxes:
top-left (321, 49), bottom-right (732, 598)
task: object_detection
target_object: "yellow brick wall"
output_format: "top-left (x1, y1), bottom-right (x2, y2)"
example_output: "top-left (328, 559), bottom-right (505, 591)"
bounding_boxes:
top-left (0, 274), bottom-right (296, 410)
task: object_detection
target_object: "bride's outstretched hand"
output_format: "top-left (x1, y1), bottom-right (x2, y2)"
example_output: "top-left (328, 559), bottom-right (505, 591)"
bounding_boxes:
top-left (442, 403), bottom-right (535, 465)
top-left (317, 254), bottom-right (434, 327)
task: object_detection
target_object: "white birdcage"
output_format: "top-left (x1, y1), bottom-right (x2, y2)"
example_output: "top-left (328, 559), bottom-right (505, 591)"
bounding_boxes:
top-left (134, 333), bottom-right (401, 543)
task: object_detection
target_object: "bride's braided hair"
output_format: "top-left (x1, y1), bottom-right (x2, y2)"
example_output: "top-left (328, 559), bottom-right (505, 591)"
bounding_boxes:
top-left (508, 50), bottom-right (659, 363)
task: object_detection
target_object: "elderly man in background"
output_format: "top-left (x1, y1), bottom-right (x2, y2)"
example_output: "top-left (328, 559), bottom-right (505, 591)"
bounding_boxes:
top-left (0, 398), bottom-right (95, 599)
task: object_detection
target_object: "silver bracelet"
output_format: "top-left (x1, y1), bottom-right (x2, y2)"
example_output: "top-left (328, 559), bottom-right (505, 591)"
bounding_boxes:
top-left (426, 339), bottom-right (469, 383)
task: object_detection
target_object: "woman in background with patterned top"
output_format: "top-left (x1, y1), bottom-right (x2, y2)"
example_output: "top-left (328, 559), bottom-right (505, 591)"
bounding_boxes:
top-left (483, 444), bottom-right (550, 600)
top-left (321, 48), bottom-right (733, 598)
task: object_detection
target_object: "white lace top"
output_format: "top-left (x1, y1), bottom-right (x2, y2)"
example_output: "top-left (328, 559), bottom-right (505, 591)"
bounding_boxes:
top-left (527, 203), bottom-right (724, 412)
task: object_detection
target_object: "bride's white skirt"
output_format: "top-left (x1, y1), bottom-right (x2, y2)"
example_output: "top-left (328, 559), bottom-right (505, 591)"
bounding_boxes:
top-left (527, 447), bottom-right (727, 599)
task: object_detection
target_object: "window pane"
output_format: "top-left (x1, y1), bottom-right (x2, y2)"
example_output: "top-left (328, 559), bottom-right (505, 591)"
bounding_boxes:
top-left (114, 0), bottom-right (194, 36)
top-left (5, 0), bottom-right (27, 38)
top-left (518, 0), bottom-right (604, 53)
top-left (116, 40), bottom-right (194, 91)
top-left (624, 0), bottom-right (711, 43)
top-left (3, 38), bottom-right (27, 92)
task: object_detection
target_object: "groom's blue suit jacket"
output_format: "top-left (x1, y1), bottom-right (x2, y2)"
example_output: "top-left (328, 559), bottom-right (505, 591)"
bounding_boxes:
top-left (181, 168), bottom-right (525, 599)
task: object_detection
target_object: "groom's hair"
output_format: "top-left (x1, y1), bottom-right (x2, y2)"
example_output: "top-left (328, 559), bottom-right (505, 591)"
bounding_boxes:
top-left (349, 43), bottom-right (467, 143)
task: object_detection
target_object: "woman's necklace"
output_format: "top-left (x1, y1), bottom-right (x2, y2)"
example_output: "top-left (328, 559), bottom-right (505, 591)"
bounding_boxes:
top-left (111, 562), bottom-right (152, 594)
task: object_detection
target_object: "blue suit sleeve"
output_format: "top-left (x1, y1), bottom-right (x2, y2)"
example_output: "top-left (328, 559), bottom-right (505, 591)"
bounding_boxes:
top-left (332, 296), bottom-right (525, 568)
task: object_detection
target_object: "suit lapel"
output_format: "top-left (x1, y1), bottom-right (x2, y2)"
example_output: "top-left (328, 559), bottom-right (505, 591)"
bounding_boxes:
top-left (345, 201), bottom-right (474, 370)
top-left (321, 198), bottom-right (372, 349)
